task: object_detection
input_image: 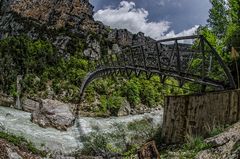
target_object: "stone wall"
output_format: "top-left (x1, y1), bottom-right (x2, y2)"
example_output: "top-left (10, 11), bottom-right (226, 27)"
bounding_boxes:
top-left (161, 89), bottom-right (240, 144)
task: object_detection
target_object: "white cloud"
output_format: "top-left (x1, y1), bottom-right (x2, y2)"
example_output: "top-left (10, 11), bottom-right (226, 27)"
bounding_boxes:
top-left (93, 1), bottom-right (199, 41)
top-left (164, 25), bottom-right (199, 38)
top-left (163, 25), bottom-right (199, 44)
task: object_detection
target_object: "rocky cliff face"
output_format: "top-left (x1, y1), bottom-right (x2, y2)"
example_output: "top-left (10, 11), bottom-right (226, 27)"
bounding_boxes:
top-left (0, 0), bottom-right (154, 57)
top-left (0, 0), bottom-right (99, 32)
top-left (8, 0), bottom-right (93, 25)
top-left (108, 29), bottom-right (155, 47)
top-left (0, 0), bottom-right (107, 60)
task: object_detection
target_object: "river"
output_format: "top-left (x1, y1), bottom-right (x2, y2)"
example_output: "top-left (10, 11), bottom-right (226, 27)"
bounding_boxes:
top-left (0, 106), bottom-right (163, 154)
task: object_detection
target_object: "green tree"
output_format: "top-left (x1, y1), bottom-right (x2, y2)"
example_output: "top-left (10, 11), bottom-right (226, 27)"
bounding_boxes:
top-left (207, 0), bottom-right (228, 37)
top-left (121, 78), bottom-right (141, 106)
top-left (0, 36), bottom-right (55, 94)
top-left (228, 0), bottom-right (240, 24)
top-left (225, 0), bottom-right (240, 48)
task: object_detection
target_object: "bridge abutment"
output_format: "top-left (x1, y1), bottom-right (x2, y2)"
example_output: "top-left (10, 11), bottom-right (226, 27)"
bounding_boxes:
top-left (161, 89), bottom-right (240, 144)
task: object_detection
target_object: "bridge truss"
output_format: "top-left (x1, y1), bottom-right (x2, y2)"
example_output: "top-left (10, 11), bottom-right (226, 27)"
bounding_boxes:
top-left (80, 35), bottom-right (236, 96)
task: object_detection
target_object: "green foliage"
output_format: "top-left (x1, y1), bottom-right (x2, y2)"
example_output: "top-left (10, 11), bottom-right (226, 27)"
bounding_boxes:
top-left (140, 80), bottom-right (160, 107)
top-left (48, 56), bottom-right (88, 84)
top-left (107, 95), bottom-right (124, 115)
top-left (0, 35), bottom-right (55, 94)
top-left (208, 126), bottom-right (225, 137)
top-left (228, 0), bottom-right (240, 24)
top-left (0, 131), bottom-right (47, 157)
top-left (122, 144), bottom-right (138, 159)
top-left (0, 35), bottom-right (91, 103)
top-left (208, 0), bottom-right (228, 37)
top-left (207, 0), bottom-right (240, 41)
top-left (160, 135), bottom-right (212, 159)
top-left (99, 95), bottom-right (108, 113)
top-left (93, 79), bottom-right (109, 95)
top-left (21, 74), bottom-right (45, 95)
top-left (175, 136), bottom-right (211, 158)
top-left (0, 35), bottom-right (55, 74)
top-left (198, 26), bottom-right (226, 58)
top-left (206, 0), bottom-right (240, 51)
top-left (9, 84), bottom-right (18, 97)
top-left (206, 0), bottom-right (240, 87)
top-left (121, 78), bottom-right (141, 106)
top-left (99, 95), bottom-right (124, 116)
top-left (92, 74), bottom-right (174, 115)
top-left (183, 135), bottom-right (211, 153)
top-left (196, 27), bottom-right (231, 83)
top-left (206, 124), bottom-right (228, 137)
top-left (225, 23), bottom-right (240, 49)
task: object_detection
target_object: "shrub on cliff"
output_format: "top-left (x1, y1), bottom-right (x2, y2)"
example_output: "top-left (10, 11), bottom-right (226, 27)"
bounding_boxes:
top-left (0, 35), bottom-right (56, 94)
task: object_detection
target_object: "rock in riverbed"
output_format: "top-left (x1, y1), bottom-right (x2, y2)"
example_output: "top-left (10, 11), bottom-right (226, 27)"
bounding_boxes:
top-left (22, 98), bottom-right (40, 113)
top-left (31, 99), bottom-right (75, 131)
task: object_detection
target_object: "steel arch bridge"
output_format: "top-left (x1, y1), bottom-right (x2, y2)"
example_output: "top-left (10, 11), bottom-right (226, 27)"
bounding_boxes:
top-left (79, 35), bottom-right (236, 97)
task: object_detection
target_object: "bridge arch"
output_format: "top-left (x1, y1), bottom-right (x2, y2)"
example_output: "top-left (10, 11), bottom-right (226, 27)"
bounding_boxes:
top-left (80, 35), bottom-right (236, 98)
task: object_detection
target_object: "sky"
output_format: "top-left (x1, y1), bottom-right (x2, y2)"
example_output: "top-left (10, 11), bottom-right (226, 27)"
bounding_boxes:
top-left (89, 0), bottom-right (211, 40)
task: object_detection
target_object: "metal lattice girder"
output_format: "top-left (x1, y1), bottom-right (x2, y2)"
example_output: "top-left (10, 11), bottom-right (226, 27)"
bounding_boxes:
top-left (80, 35), bottom-right (236, 97)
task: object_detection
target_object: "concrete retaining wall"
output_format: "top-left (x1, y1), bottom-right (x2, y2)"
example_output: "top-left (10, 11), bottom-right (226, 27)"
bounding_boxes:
top-left (161, 89), bottom-right (240, 144)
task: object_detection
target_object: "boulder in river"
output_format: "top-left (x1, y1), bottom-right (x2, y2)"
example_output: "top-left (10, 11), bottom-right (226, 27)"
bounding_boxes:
top-left (31, 99), bottom-right (75, 131)
top-left (22, 98), bottom-right (40, 113)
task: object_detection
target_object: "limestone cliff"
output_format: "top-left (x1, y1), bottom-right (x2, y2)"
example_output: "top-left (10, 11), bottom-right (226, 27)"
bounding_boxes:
top-left (0, 0), bottom-right (99, 33)
top-left (0, 0), bottom-right (154, 54)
